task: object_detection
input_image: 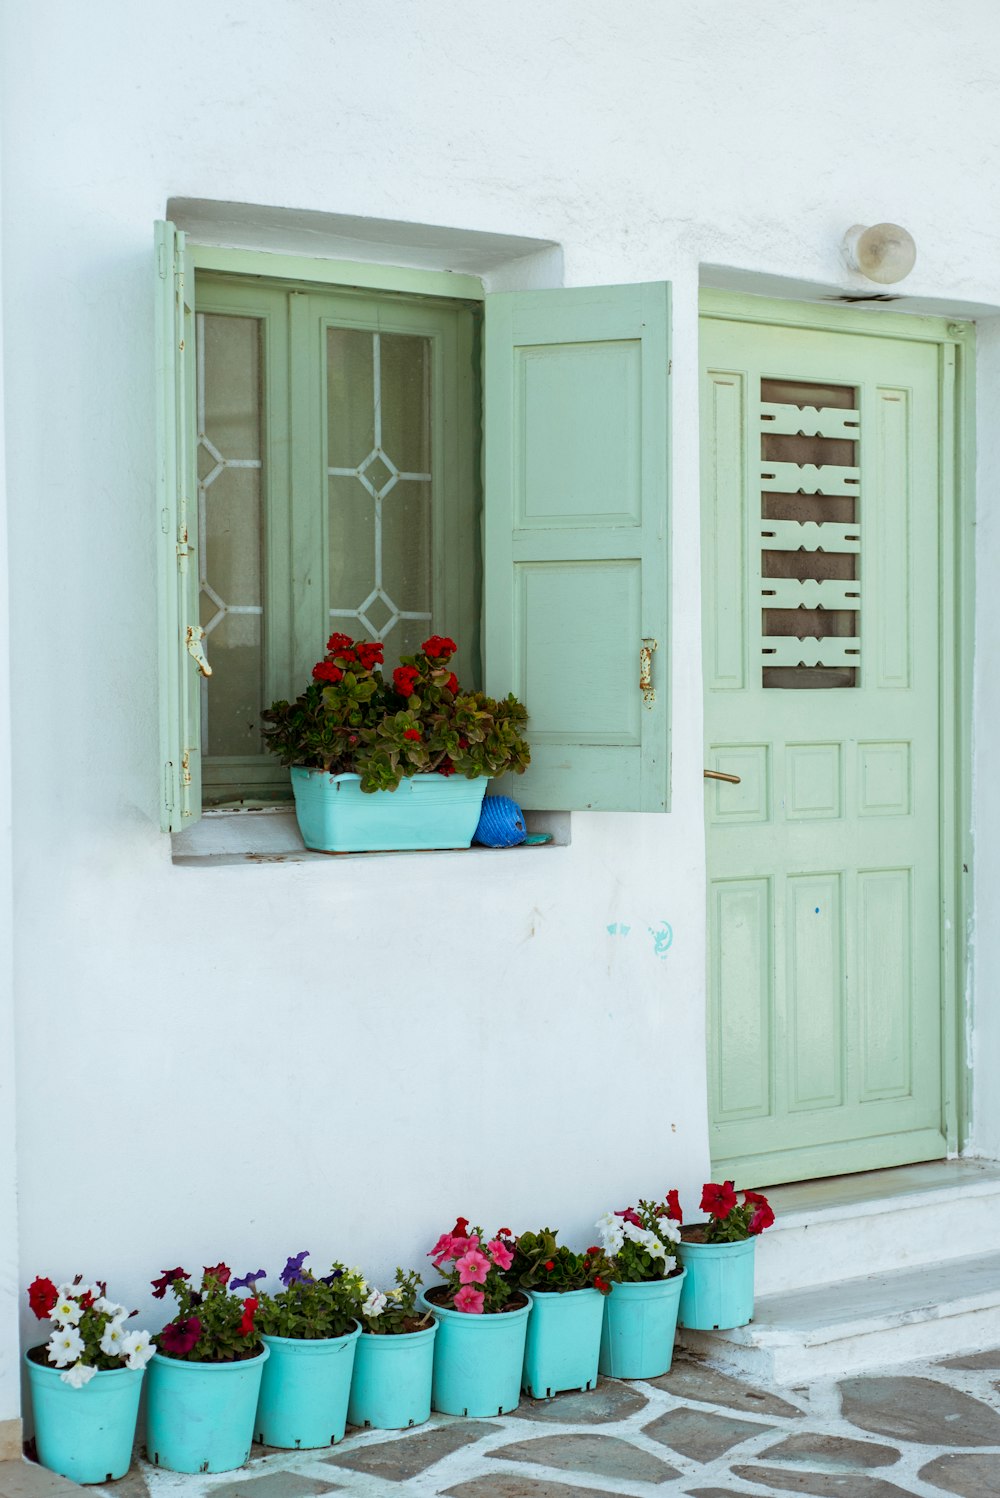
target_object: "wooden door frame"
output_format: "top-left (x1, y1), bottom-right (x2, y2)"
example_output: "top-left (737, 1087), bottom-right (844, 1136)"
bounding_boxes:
top-left (699, 289), bottom-right (975, 1161)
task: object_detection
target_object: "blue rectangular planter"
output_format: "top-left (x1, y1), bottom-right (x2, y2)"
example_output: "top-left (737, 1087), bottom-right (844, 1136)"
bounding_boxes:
top-left (523, 1288), bottom-right (604, 1399)
top-left (291, 770), bottom-right (488, 853)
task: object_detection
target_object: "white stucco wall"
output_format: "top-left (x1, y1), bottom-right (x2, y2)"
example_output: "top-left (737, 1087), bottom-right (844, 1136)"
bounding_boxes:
top-left (2, 0), bottom-right (1000, 1391)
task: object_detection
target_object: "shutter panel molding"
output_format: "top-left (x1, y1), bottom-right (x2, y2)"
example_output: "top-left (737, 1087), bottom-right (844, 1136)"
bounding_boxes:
top-left (484, 282), bottom-right (671, 812)
top-left (156, 220), bottom-right (203, 831)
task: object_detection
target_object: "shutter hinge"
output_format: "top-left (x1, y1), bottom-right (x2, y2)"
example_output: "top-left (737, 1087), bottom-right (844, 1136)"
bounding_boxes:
top-left (163, 761), bottom-right (175, 813)
top-left (176, 521), bottom-right (191, 560)
top-left (185, 624), bottom-right (212, 677)
top-left (181, 749), bottom-right (193, 788)
top-left (157, 243), bottom-right (168, 279)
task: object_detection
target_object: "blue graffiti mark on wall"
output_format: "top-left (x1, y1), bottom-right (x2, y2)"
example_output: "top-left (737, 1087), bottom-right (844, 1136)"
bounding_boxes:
top-left (606, 922), bottom-right (632, 937)
top-left (648, 921), bottom-right (674, 958)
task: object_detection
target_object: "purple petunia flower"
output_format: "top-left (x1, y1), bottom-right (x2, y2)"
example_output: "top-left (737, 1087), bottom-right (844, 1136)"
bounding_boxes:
top-left (230, 1269), bottom-right (267, 1292)
top-left (320, 1269), bottom-right (343, 1285)
top-left (280, 1251), bottom-right (310, 1288)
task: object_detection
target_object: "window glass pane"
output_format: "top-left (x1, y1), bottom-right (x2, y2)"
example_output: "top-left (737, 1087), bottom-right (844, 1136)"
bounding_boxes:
top-left (326, 327), bottom-right (433, 671)
top-left (197, 312), bottom-right (265, 754)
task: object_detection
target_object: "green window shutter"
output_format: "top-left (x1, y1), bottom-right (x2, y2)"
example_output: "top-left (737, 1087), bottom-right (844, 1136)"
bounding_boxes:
top-left (483, 283), bottom-right (671, 811)
top-left (155, 220), bottom-right (203, 831)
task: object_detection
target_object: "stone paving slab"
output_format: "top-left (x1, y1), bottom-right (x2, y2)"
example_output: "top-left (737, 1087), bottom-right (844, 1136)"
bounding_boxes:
top-left (70, 1345), bottom-right (1000, 1498)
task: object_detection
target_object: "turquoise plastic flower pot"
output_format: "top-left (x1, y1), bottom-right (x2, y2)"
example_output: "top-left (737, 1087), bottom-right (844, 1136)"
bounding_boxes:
top-left (290, 770), bottom-right (489, 853)
top-left (598, 1272), bottom-right (685, 1380)
top-left (419, 1291), bottom-right (530, 1416)
top-left (347, 1322), bottom-right (437, 1430)
top-left (523, 1288), bottom-right (604, 1398)
top-left (26, 1351), bottom-right (144, 1484)
top-left (255, 1326), bottom-right (360, 1448)
top-left (677, 1234), bottom-right (756, 1329)
top-left (145, 1346), bottom-right (268, 1473)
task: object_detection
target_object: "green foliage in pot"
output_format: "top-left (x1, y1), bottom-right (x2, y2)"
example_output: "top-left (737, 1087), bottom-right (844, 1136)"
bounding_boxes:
top-left (252, 1253), bottom-right (366, 1340)
top-left (358, 1268), bottom-right (433, 1334)
top-left (262, 633), bottom-right (530, 793)
top-left (152, 1263), bottom-right (263, 1363)
top-left (596, 1198), bottom-right (684, 1283)
top-left (509, 1229), bottom-right (617, 1295)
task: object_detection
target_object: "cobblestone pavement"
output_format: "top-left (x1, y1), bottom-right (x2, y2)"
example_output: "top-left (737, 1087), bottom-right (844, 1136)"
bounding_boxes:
top-left (95, 1348), bottom-right (1000, 1498)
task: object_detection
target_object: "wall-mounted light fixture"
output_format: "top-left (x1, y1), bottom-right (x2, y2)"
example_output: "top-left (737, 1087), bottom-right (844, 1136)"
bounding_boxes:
top-left (843, 222), bottom-right (917, 284)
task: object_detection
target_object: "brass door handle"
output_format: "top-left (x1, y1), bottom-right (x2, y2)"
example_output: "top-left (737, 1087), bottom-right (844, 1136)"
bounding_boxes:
top-left (704, 769), bottom-right (741, 784)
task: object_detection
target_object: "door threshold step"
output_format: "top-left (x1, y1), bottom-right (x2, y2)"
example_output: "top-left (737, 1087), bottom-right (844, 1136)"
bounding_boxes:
top-left (679, 1247), bottom-right (1000, 1383)
top-left (753, 1159), bottom-right (1000, 1296)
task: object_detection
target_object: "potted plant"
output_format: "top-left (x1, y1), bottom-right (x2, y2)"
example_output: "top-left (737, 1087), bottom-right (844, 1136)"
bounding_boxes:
top-left (24, 1274), bottom-right (155, 1484)
top-left (144, 1263), bottom-right (268, 1474)
top-left (677, 1182), bottom-right (775, 1330)
top-left (509, 1230), bottom-right (616, 1399)
top-left (347, 1268), bottom-right (437, 1430)
top-left (252, 1253), bottom-right (365, 1449)
top-left (596, 1195), bottom-right (686, 1380)
top-left (418, 1218), bottom-right (528, 1416)
top-left (261, 633), bottom-right (530, 853)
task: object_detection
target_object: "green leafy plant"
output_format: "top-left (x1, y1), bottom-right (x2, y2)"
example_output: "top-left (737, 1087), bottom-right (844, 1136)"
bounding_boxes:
top-left (261, 633), bottom-right (530, 793)
top-left (358, 1268), bottom-right (432, 1335)
top-left (596, 1198), bottom-right (684, 1283)
top-left (252, 1253), bottom-right (366, 1339)
top-left (152, 1263), bottom-right (262, 1363)
top-left (426, 1218), bottom-right (520, 1314)
top-left (509, 1229), bottom-right (617, 1295)
top-left (689, 1182), bottom-right (775, 1243)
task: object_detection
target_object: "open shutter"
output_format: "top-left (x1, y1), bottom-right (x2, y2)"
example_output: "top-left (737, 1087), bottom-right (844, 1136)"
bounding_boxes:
top-left (156, 220), bottom-right (203, 831)
top-left (484, 283), bottom-right (671, 811)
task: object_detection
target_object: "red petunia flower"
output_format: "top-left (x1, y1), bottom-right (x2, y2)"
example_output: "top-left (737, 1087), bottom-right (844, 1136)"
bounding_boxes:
top-left (158, 1316), bottom-right (202, 1357)
top-left (422, 635), bottom-right (457, 661)
top-left (151, 1268), bottom-right (189, 1300)
top-left (616, 1207), bottom-right (642, 1228)
top-left (313, 661), bottom-right (344, 685)
top-left (665, 1189), bottom-right (683, 1224)
top-left (203, 1262), bottom-right (231, 1289)
top-left (404, 729), bottom-right (421, 741)
top-left (452, 1217), bottom-right (470, 1240)
top-left (27, 1276), bottom-right (58, 1320)
top-left (744, 1190), bottom-right (774, 1235)
top-left (700, 1181), bottom-right (738, 1221)
top-left (393, 665), bottom-right (420, 697)
top-left (239, 1297), bottom-right (259, 1336)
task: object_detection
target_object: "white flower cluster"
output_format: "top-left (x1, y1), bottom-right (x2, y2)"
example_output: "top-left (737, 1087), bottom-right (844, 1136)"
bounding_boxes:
top-left (596, 1211), bottom-right (679, 1274)
top-left (361, 1282), bottom-right (405, 1320)
top-left (46, 1283), bottom-right (154, 1388)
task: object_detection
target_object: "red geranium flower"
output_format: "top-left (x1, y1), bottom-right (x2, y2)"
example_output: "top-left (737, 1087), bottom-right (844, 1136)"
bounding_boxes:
top-left (356, 641), bottom-right (384, 670)
top-left (312, 661), bottom-right (344, 684)
top-left (700, 1181), bottom-right (738, 1221)
top-left (393, 665), bottom-right (420, 697)
top-left (404, 729), bottom-right (421, 741)
top-left (203, 1262), bottom-right (231, 1289)
top-left (544, 1260), bottom-right (555, 1271)
top-left (239, 1297), bottom-right (259, 1336)
top-left (326, 632), bottom-right (353, 653)
top-left (27, 1276), bottom-right (58, 1320)
top-left (594, 1275), bottom-right (609, 1292)
top-left (151, 1268), bottom-right (189, 1300)
top-left (158, 1316), bottom-right (202, 1357)
top-left (665, 1189), bottom-right (683, 1224)
top-left (586, 1246), bottom-right (601, 1257)
top-left (437, 757), bottom-right (456, 776)
top-left (446, 672), bottom-right (459, 695)
top-left (422, 635), bottom-right (457, 660)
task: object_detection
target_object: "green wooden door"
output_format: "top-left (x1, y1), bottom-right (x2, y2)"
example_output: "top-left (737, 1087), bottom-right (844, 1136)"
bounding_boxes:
top-left (702, 308), bottom-right (949, 1186)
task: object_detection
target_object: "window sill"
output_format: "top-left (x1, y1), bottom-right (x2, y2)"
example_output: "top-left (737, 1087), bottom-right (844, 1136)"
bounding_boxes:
top-left (171, 807), bottom-right (570, 866)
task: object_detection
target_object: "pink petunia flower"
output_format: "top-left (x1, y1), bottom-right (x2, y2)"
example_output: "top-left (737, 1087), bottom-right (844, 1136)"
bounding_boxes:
top-left (487, 1238), bottom-right (514, 1271)
top-left (455, 1248), bottom-right (490, 1285)
top-left (454, 1285), bottom-right (485, 1314)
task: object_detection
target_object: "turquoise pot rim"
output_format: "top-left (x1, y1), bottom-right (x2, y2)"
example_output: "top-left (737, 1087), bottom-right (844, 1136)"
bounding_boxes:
top-left (418, 1290), bottom-right (530, 1324)
top-left (150, 1345), bottom-right (269, 1373)
top-left (25, 1349), bottom-right (144, 1384)
top-left (678, 1235), bottom-right (756, 1256)
top-left (291, 769), bottom-right (483, 787)
top-left (357, 1321), bottom-right (438, 1346)
top-left (260, 1322), bottom-right (360, 1350)
top-left (606, 1269), bottom-right (686, 1296)
top-left (525, 1286), bottom-right (602, 1302)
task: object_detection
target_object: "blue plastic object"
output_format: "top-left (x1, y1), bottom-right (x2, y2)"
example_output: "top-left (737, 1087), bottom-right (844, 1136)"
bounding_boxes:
top-left (347, 1322), bottom-right (437, 1430)
top-left (291, 771), bottom-right (488, 853)
top-left (473, 795), bottom-right (527, 848)
top-left (26, 1353), bottom-right (144, 1485)
top-left (597, 1272), bottom-right (686, 1380)
top-left (523, 1288), bottom-right (604, 1398)
top-left (677, 1235), bottom-right (756, 1329)
top-left (255, 1326), bottom-right (360, 1448)
top-left (419, 1291), bottom-right (530, 1416)
top-left (145, 1346), bottom-right (268, 1473)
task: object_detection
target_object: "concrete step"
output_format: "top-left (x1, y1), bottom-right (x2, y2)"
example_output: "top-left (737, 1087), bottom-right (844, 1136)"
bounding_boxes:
top-left (679, 1247), bottom-right (1000, 1383)
top-left (754, 1158), bottom-right (1000, 1297)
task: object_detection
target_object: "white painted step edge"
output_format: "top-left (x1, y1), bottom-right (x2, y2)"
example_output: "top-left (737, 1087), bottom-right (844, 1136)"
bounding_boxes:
top-left (763, 1172), bottom-right (1000, 1232)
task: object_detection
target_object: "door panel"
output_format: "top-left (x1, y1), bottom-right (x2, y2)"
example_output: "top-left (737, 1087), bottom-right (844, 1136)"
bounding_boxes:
top-left (702, 314), bottom-right (946, 1186)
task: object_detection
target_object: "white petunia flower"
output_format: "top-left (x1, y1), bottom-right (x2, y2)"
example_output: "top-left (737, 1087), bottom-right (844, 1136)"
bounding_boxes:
top-left (362, 1289), bottom-right (387, 1319)
top-left (657, 1216), bottom-right (682, 1245)
top-left (662, 1254), bottom-right (677, 1276)
top-left (51, 1295), bottom-right (81, 1326)
top-left (596, 1211), bottom-right (625, 1256)
top-left (47, 1326), bottom-right (84, 1367)
top-left (60, 1361), bottom-right (97, 1389)
top-left (94, 1297), bottom-right (127, 1318)
top-left (121, 1329), bottom-right (154, 1370)
top-left (100, 1320), bottom-right (127, 1356)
